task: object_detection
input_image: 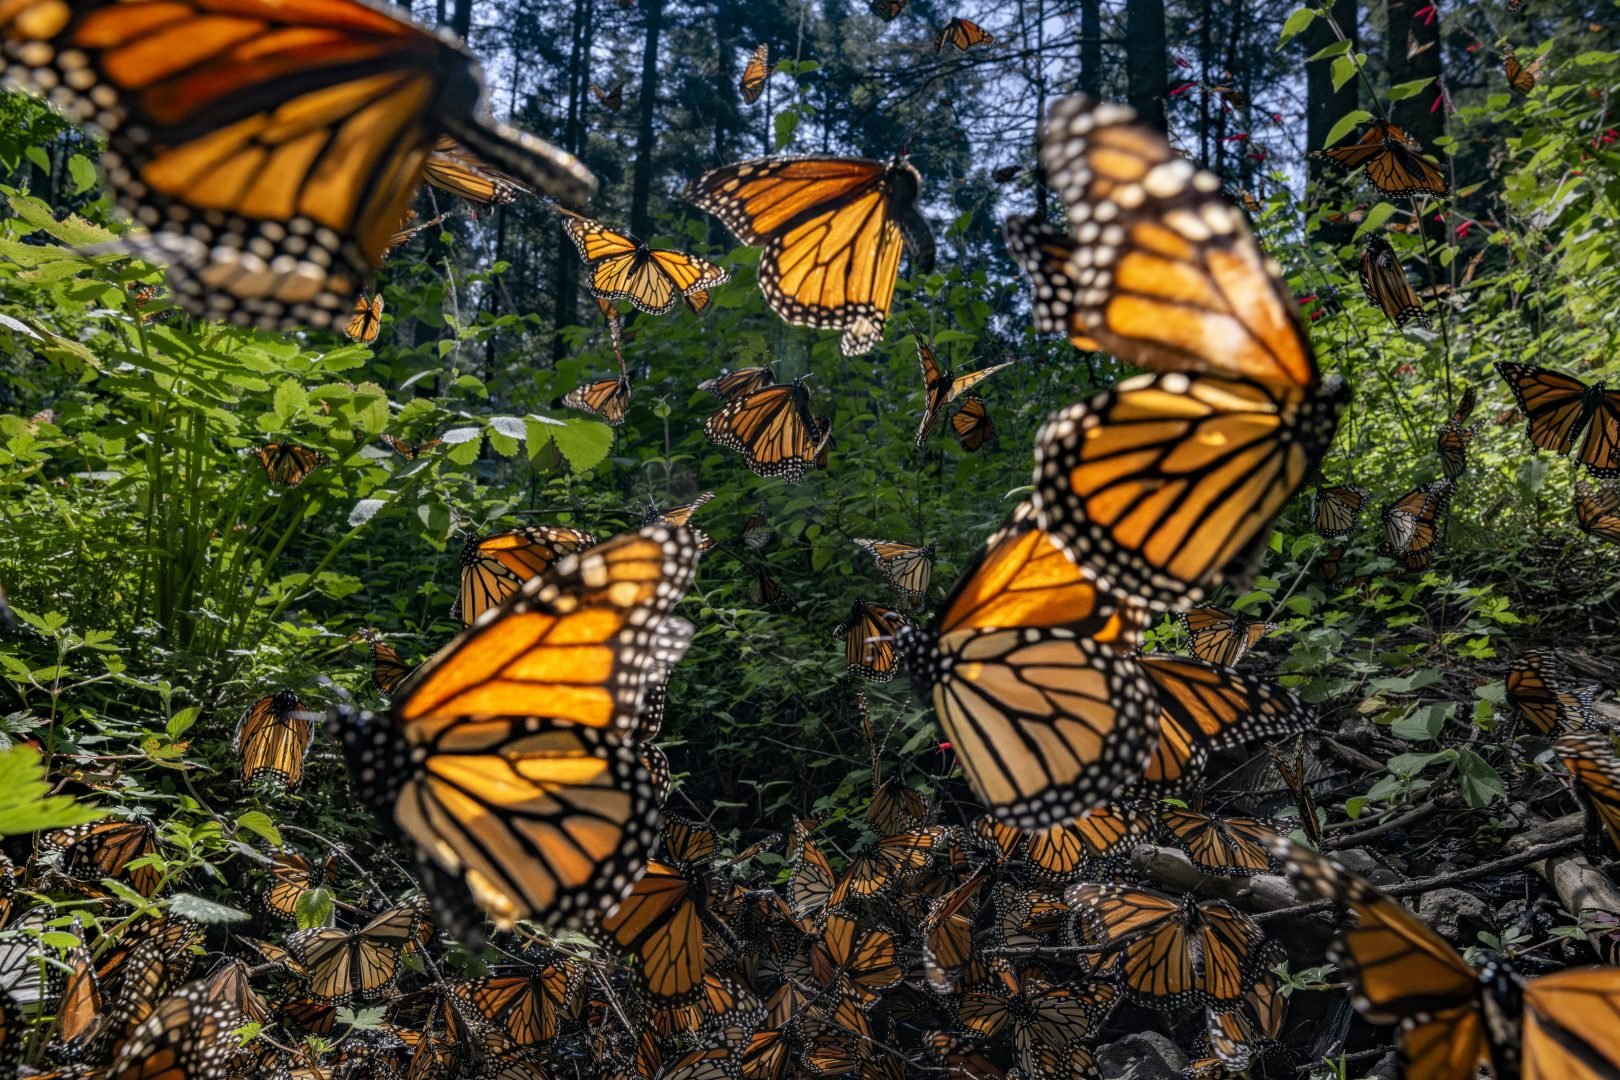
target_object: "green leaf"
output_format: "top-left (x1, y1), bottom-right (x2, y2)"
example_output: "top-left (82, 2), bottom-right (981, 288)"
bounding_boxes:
top-left (1355, 202), bottom-right (1399, 236)
top-left (1386, 77), bottom-right (1435, 103)
top-left (272, 379), bottom-right (308, 424)
top-left (348, 498), bottom-right (387, 527)
top-left (166, 707), bottom-right (200, 740)
top-left (1330, 55), bottom-right (1361, 93)
top-left (235, 810), bottom-right (282, 847)
top-left (1390, 702), bottom-right (1453, 742)
top-left (0, 745), bottom-right (104, 836)
top-left (168, 893), bottom-right (250, 924)
top-left (524, 417), bottom-right (558, 460)
top-left (67, 154), bottom-right (97, 196)
top-left (552, 418), bottom-right (614, 473)
top-left (1324, 109), bottom-right (1373, 148)
top-left (1456, 750), bottom-right (1505, 809)
top-left (1345, 796), bottom-right (1368, 820)
top-left (296, 886), bottom-right (334, 929)
top-left (24, 145), bottom-right (50, 173)
top-left (1279, 7), bottom-right (1316, 43)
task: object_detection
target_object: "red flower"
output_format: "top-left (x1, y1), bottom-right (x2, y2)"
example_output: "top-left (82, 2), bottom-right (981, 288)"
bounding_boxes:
top-left (1171, 82), bottom-right (1197, 96)
top-left (1456, 220), bottom-right (1474, 239)
top-left (1247, 150), bottom-right (1268, 161)
top-left (1415, 4), bottom-right (1436, 25)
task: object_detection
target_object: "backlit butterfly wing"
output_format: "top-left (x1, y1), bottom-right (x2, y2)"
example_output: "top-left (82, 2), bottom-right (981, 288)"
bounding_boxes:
top-left (1266, 735), bottom-right (1322, 845)
top-left (263, 846), bottom-right (336, 922)
top-left (343, 293), bottom-right (384, 343)
top-left (326, 526), bottom-right (699, 939)
top-left (1435, 386), bottom-right (1480, 480)
top-left (934, 17), bottom-right (993, 51)
top-left (563, 373), bottom-right (633, 426)
top-left (1575, 480), bottom-right (1620, 543)
top-left (685, 156), bottom-right (935, 356)
top-left (1506, 652), bottom-right (1598, 736)
top-left (914, 337), bottom-right (1012, 447)
top-left (1313, 484), bottom-right (1372, 537)
top-left (950, 395), bottom-right (995, 452)
top-left (254, 444), bottom-right (326, 486)
top-left (740, 43), bottom-right (769, 103)
top-left (901, 504), bottom-right (1155, 828)
top-left (235, 689), bottom-right (317, 787)
top-left (704, 376), bottom-right (824, 483)
top-left (699, 366), bottom-right (775, 402)
top-left (683, 288), bottom-right (711, 315)
top-left (1504, 46), bottom-right (1544, 93)
top-left (1008, 96), bottom-right (1320, 389)
top-left (648, 492), bottom-right (714, 529)
top-left (867, 0), bottom-right (907, 20)
top-left (423, 135), bottom-right (529, 205)
top-left (833, 600), bottom-right (914, 682)
top-left (43, 819), bottom-right (162, 897)
top-left (597, 859), bottom-right (706, 1003)
top-left (105, 982), bottom-right (244, 1080)
top-left (0, 0), bottom-right (593, 330)
top-left (1034, 372), bottom-right (1347, 609)
top-left (1556, 732), bottom-right (1620, 857)
top-left (1521, 967), bottom-right (1620, 1079)
top-left (562, 215), bottom-right (729, 316)
top-left (589, 81), bottom-right (624, 111)
top-left (454, 525), bottom-right (599, 627)
top-left (1378, 478), bottom-right (1455, 570)
top-left (358, 630), bottom-right (414, 697)
top-left (1312, 121), bottom-right (1449, 199)
top-left (1497, 362), bottom-right (1605, 456)
top-left (852, 539), bottom-right (934, 606)
top-left (1174, 607), bottom-right (1276, 666)
top-left (1358, 237), bottom-right (1427, 329)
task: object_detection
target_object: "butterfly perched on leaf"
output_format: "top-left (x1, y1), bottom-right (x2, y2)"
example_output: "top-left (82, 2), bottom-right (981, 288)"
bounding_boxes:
top-left (1495, 362), bottom-right (1620, 478)
top-left (236, 689), bottom-right (318, 787)
top-left (1359, 236), bottom-right (1427, 329)
top-left (834, 600), bottom-right (914, 682)
top-left (1311, 120), bottom-right (1449, 198)
top-left (1435, 385), bottom-right (1481, 479)
top-left (128, 282), bottom-right (174, 322)
top-left (453, 524), bottom-right (598, 627)
top-left (0, 0), bottom-right (594, 330)
top-left (42, 819), bottom-right (162, 897)
top-left (934, 17), bottom-right (993, 51)
top-left (1270, 834), bottom-right (1620, 1080)
top-left (685, 156), bottom-right (935, 355)
top-left (327, 527), bottom-right (700, 941)
top-left (1504, 45), bottom-right (1544, 93)
top-left (1575, 479), bottom-right (1620, 543)
top-left (343, 294), bottom-right (385, 344)
top-left (563, 372), bottom-right (633, 426)
top-left (1557, 731), bottom-right (1620, 857)
top-left (704, 374), bottom-right (830, 484)
top-left (749, 571), bottom-right (786, 607)
top-left (950, 394), bottom-right (996, 451)
top-left (286, 901), bottom-right (425, 1002)
top-left (254, 444), bottom-right (326, 486)
top-left (1313, 484), bottom-right (1372, 538)
top-left (262, 846), bottom-right (340, 922)
top-left (1007, 97), bottom-right (1348, 607)
top-left (423, 135), bottom-right (530, 206)
top-left (589, 81), bottom-right (625, 112)
top-left (1378, 477), bottom-right (1455, 571)
top-left (742, 502), bottom-right (773, 549)
top-left (852, 538), bottom-right (934, 607)
top-left (562, 214), bottom-right (729, 316)
top-left (1174, 606), bottom-right (1277, 666)
top-left (1505, 651), bottom-right (1599, 736)
top-left (739, 43), bottom-right (770, 103)
top-left (913, 336), bottom-right (1012, 447)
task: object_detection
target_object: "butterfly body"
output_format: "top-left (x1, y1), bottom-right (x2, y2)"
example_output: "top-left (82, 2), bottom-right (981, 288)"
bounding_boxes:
top-left (1174, 606), bottom-right (1277, 666)
top-left (563, 215), bottom-right (729, 316)
top-left (1575, 480), bottom-right (1620, 542)
top-left (704, 375), bottom-right (828, 483)
top-left (1496, 363), bottom-right (1620, 477)
top-left (1312, 121), bottom-right (1449, 198)
top-left (913, 336), bottom-right (1012, 447)
top-left (1359, 236), bottom-right (1428, 329)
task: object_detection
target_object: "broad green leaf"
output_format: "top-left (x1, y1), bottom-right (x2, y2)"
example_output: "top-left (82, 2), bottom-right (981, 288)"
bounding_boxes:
top-left (0, 745), bottom-right (104, 836)
top-left (552, 418), bottom-right (614, 473)
top-left (1324, 108), bottom-right (1373, 148)
top-left (1386, 77), bottom-right (1435, 103)
top-left (1279, 7), bottom-right (1316, 43)
top-left (235, 810), bottom-right (282, 847)
top-left (168, 893), bottom-right (250, 924)
top-left (1456, 750), bottom-right (1505, 808)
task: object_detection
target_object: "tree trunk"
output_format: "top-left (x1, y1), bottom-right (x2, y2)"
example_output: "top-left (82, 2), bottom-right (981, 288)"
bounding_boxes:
top-left (1197, 0), bottom-right (1211, 167)
top-left (1304, 0), bottom-right (1358, 246)
top-left (1079, 0), bottom-right (1101, 97)
top-left (629, 0), bottom-right (664, 241)
top-left (713, 3), bottom-right (735, 167)
top-left (552, 0), bottom-right (591, 363)
top-left (1386, 0), bottom-right (1443, 150)
top-left (1125, 0), bottom-right (1167, 131)
top-left (450, 0), bottom-right (471, 43)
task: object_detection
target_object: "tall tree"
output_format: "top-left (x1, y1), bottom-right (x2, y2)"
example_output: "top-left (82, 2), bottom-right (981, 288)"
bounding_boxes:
top-left (1304, 0), bottom-right (1358, 245)
top-left (551, 0), bottom-right (593, 362)
top-left (1078, 0), bottom-right (1102, 97)
top-left (630, 0), bottom-right (665, 241)
top-left (1125, 0), bottom-right (1167, 131)
top-left (1386, 0), bottom-right (1443, 151)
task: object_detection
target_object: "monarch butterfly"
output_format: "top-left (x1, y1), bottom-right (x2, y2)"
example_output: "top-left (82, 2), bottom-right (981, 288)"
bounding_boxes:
top-left (202, 956), bottom-right (270, 1024)
top-left (683, 288), bottom-right (712, 315)
top-left (0, 0), bottom-right (593, 331)
top-left (901, 502), bottom-right (1156, 828)
top-left (748, 571), bottom-right (786, 607)
top-left (950, 394), bottom-right (996, 452)
top-left (827, 827), bottom-right (941, 909)
top-left (742, 502), bottom-right (773, 549)
top-left (1359, 236), bottom-right (1428, 329)
top-left (866, 776), bottom-right (931, 838)
top-left (454, 524), bottom-right (598, 627)
top-left (808, 913), bottom-right (904, 1002)
top-left (1504, 46), bottom-right (1544, 93)
top-left (740, 43), bottom-right (770, 103)
top-left (1158, 809), bottom-right (1280, 876)
top-left (450, 962), bottom-right (583, 1046)
top-left (423, 135), bottom-right (530, 206)
top-left (1067, 883), bottom-right (1269, 1007)
top-left (685, 156), bottom-right (936, 356)
top-left (326, 526), bottom-right (699, 940)
top-left (105, 982), bottom-right (244, 1080)
top-left (1313, 485), bottom-right (1371, 538)
top-left (704, 376), bottom-right (830, 484)
top-left (851, 538), bottom-right (934, 607)
top-left (589, 81), bottom-right (625, 112)
top-left (129, 282), bottom-right (174, 322)
top-left (993, 164), bottom-right (1021, 183)
top-left (1496, 362), bottom-right (1620, 478)
top-left (921, 872), bottom-right (987, 995)
top-left (286, 902), bottom-right (421, 1002)
top-left (254, 444), bottom-right (326, 486)
top-left (235, 689), bottom-right (317, 787)
top-left (1174, 607), bottom-right (1278, 666)
top-left (1436, 385), bottom-right (1481, 480)
top-left (924, 1030), bottom-right (1011, 1078)
top-left (833, 600), bottom-right (914, 682)
top-left (1023, 805), bottom-right (1151, 882)
top-left (786, 820), bottom-right (836, 921)
top-left (263, 847), bottom-right (340, 922)
top-left (1557, 731), bottom-right (1620, 857)
top-left (381, 210), bottom-right (452, 262)
top-left (1266, 735), bottom-right (1323, 845)
top-left (562, 372), bottom-right (633, 427)
top-left (562, 215), bottom-right (729, 317)
top-left (1379, 478), bottom-right (1455, 571)
top-left (43, 819), bottom-right (162, 897)
top-left (1131, 653), bottom-right (1312, 796)
top-left (354, 630), bottom-right (414, 697)
top-left (1199, 971), bottom-right (1288, 1070)
top-left (955, 961), bottom-right (1117, 1078)
top-left (1271, 834), bottom-right (1620, 1080)
top-left (699, 366), bottom-right (775, 403)
top-left (868, 0), bottom-right (907, 20)
top-left (913, 337), bottom-right (1013, 447)
top-left (934, 17), bottom-right (994, 51)
top-left (380, 433), bottom-right (444, 461)
top-left (1575, 479), bottom-right (1620, 543)
top-left (1505, 652), bottom-right (1599, 736)
top-left (57, 916), bottom-right (102, 1050)
top-left (596, 859), bottom-right (709, 1004)
top-left (1311, 120), bottom-right (1450, 198)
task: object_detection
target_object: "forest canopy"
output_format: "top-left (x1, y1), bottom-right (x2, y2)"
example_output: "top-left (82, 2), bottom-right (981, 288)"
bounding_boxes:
top-left (1, 0), bottom-right (1618, 1078)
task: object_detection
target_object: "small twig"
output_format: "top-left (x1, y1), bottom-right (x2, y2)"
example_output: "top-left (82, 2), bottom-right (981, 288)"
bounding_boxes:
top-left (1324, 800), bottom-right (1436, 849)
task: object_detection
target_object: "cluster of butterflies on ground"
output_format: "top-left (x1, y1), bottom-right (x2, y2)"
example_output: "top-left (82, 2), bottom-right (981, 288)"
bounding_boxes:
top-left (2, 0), bottom-right (1618, 1074)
